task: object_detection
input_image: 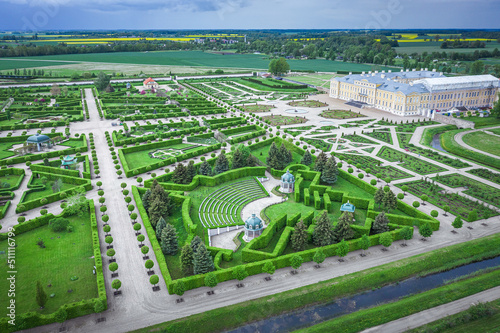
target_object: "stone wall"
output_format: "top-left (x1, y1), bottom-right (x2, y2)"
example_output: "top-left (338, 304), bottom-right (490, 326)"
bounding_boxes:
top-left (433, 113), bottom-right (475, 129)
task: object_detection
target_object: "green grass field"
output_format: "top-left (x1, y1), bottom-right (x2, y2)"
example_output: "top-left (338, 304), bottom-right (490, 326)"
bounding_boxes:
top-left (0, 212), bottom-right (98, 314)
top-left (462, 131), bottom-right (500, 157)
top-left (0, 173), bottom-right (23, 188)
top-left (0, 51), bottom-right (398, 72)
top-left (0, 59), bottom-right (76, 71)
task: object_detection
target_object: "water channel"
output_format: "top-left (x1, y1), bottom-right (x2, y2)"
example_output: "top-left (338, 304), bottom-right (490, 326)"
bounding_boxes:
top-left (431, 133), bottom-right (446, 152)
top-left (228, 256), bottom-right (500, 333)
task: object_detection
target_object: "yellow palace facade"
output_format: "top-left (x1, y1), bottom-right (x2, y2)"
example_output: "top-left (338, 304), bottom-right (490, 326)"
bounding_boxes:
top-left (330, 69), bottom-right (499, 117)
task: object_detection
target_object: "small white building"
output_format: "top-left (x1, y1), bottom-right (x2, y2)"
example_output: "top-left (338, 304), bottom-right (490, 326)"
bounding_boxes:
top-left (143, 77), bottom-right (159, 90)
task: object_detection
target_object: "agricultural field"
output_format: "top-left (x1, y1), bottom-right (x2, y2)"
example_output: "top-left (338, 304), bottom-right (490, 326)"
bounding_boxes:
top-left (0, 51), bottom-right (398, 74)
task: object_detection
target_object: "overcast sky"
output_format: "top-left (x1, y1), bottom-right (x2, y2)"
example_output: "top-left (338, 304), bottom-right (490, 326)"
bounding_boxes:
top-left (0, 0), bottom-right (499, 31)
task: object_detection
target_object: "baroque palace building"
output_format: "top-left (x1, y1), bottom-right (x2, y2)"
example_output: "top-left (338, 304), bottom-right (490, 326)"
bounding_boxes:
top-left (329, 69), bottom-right (499, 117)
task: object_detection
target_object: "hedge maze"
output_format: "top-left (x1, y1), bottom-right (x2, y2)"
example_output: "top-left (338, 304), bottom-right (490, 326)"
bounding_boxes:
top-left (199, 178), bottom-right (268, 227)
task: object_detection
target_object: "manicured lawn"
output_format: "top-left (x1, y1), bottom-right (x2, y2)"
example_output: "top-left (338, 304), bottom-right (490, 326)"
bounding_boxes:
top-left (22, 177), bottom-right (80, 203)
top-left (0, 173), bottom-right (24, 188)
top-left (0, 212), bottom-right (98, 314)
top-left (320, 109), bottom-right (364, 119)
top-left (123, 145), bottom-right (196, 169)
top-left (462, 131), bottom-right (500, 157)
top-left (0, 140), bottom-right (23, 160)
top-left (251, 144), bottom-right (302, 166)
top-left (59, 139), bottom-right (86, 148)
top-left (262, 115), bottom-right (307, 126)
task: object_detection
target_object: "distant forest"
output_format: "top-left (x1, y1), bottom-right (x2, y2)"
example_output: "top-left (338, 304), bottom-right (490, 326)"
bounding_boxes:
top-left (1, 30), bottom-right (499, 71)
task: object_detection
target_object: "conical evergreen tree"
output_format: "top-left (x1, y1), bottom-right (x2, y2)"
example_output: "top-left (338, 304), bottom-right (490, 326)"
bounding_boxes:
top-left (148, 197), bottom-right (166, 228)
top-left (199, 160), bottom-right (212, 176)
top-left (372, 212), bottom-right (390, 234)
top-left (374, 187), bottom-right (385, 209)
top-left (321, 156), bottom-right (339, 185)
top-left (246, 154), bottom-right (255, 167)
top-left (301, 150), bottom-right (313, 166)
top-left (160, 223), bottom-right (178, 255)
top-left (383, 189), bottom-right (397, 213)
top-left (291, 220), bottom-right (308, 251)
top-left (36, 280), bottom-right (48, 309)
top-left (193, 243), bottom-right (214, 274)
top-left (172, 163), bottom-right (188, 184)
top-left (180, 244), bottom-right (194, 274)
top-left (155, 216), bottom-right (167, 239)
top-left (314, 151), bottom-right (327, 172)
top-left (313, 211), bottom-right (335, 246)
top-left (266, 142), bottom-right (279, 167)
top-left (141, 189), bottom-right (152, 212)
top-left (333, 212), bottom-right (354, 242)
top-left (231, 149), bottom-right (245, 169)
top-left (186, 161), bottom-right (197, 183)
top-left (279, 144), bottom-right (292, 169)
top-left (190, 235), bottom-right (203, 253)
top-left (214, 153), bottom-right (229, 174)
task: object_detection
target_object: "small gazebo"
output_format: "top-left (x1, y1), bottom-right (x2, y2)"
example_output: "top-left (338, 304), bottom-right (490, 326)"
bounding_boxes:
top-left (61, 155), bottom-right (77, 169)
top-left (26, 133), bottom-right (51, 151)
top-left (280, 170), bottom-right (295, 193)
top-left (340, 200), bottom-right (356, 213)
top-left (244, 214), bottom-right (264, 241)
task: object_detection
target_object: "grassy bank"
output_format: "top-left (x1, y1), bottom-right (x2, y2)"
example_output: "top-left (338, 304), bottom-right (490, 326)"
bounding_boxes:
top-left (406, 299), bottom-right (500, 333)
top-left (133, 233), bottom-right (500, 333)
top-left (298, 268), bottom-right (500, 333)
top-left (440, 129), bottom-right (500, 170)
